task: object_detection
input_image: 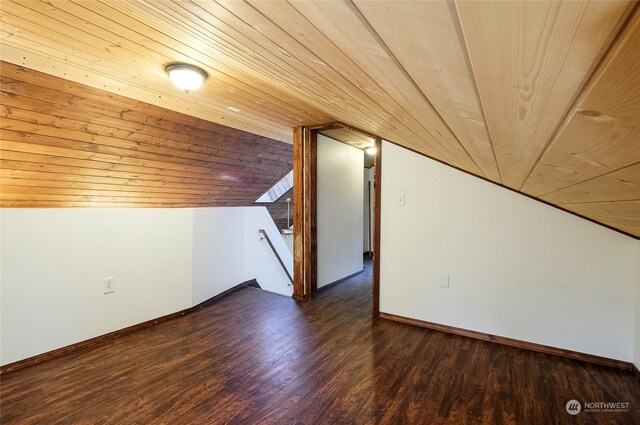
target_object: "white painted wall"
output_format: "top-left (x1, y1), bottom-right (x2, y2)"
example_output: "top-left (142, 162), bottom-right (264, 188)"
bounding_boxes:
top-left (1, 206), bottom-right (293, 365)
top-left (317, 134), bottom-right (364, 287)
top-left (634, 241), bottom-right (640, 368)
top-left (282, 232), bottom-right (294, 254)
top-left (242, 207), bottom-right (293, 296)
top-left (192, 208), bottom-right (244, 305)
top-left (380, 141), bottom-right (638, 361)
top-left (1, 209), bottom-right (193, 365)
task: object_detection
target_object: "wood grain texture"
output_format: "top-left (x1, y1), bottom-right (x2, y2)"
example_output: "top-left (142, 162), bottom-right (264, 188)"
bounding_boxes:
top-left (0, 279), bottom-right (255, 375)
top-left (316, 268), bottom-right (364, 293)
top-left (2, 261), bottom-right (639, 424)
top-left (303, 127), bottom-right (315, 300)
top-left (522, 9), bottom-right (640, 204)
top-left (318, 126), bottom-right (375, 168)
top-left (319, 127), bottom-right (374, 149)
top-left (541, 163), bottom-right (640, 205)
top-left (559, 200), bottom-right (640, 237)
top-left (372, 136), bottom-right (382, 318)
top-left (263, 188), bottom-right (293, 231)
top-left (292, 126), bottom-right (305, 302)
top-left (384, 138), bottom-right (640, 240)
top-left (379, 312), bottom-right (631, 371)
top-left (306, 129), bottom-right (318, 299)
top-left (281, 0), bottom-right (480, 174)
top-left (354, 0), bottom-right (501, 182)
top-left (1, 2), bottom-right (639, 236)
top-left (241, 0), bottom-right (459, 165)
top-left (0, 0), bottom-right (332, 142)
top-left (0, 62), bottom-right (293, 208)
top-left (456, 0), bottom-right (632, 188)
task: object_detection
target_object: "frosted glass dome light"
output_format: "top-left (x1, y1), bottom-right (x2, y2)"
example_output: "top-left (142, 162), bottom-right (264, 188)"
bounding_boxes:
top-left (165, 64), bottom-right (208, 92)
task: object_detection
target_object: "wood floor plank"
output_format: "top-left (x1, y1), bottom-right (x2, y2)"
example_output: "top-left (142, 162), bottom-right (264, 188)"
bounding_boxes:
top-left (1, 261), bottom-right (639, 424)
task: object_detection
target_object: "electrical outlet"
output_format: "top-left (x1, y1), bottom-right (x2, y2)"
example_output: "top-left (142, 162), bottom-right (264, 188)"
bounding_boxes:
top-left (103, 277), bottom-right (116, 294)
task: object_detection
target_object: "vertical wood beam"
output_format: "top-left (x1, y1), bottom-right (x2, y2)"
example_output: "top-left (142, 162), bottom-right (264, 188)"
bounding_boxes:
top-left (372, 136), bottom-right (382, 317)
top-left (292, 126), bottom-right (306, 301)
top-left (305, 129), bottom-right (318, 298)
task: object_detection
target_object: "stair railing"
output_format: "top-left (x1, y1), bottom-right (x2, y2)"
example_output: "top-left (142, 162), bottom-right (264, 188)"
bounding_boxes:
top-left (259, 229), bottom-right (293, 287)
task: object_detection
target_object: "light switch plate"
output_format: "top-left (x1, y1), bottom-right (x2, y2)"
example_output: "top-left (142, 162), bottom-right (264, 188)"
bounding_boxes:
top-left (397, 192), bottom-right (405, 206)
top-left (439, 274), bottom-right (450, 288)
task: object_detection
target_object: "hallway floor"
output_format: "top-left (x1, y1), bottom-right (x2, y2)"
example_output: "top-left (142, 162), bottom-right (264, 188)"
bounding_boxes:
top-left (2, 261), bottom-right (639, 424)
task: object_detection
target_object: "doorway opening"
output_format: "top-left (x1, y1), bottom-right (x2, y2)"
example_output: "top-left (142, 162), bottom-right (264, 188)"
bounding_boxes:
top-left (292, 124), bottom-right (381, 317)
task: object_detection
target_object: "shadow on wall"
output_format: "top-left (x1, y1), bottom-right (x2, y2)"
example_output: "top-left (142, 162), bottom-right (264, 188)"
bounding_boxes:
top-left (1, 207), bottom-right (294, 365)
top-left (192, 206), bottom-right (293, 303)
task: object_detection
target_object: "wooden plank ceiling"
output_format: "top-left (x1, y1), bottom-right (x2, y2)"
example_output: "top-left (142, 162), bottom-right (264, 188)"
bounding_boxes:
top-left (319, 126), bottom-right (376, 168)
top-left (0, 1), bottom-right (638, 237)
top-left (0, 61), bottom-right (292, 207)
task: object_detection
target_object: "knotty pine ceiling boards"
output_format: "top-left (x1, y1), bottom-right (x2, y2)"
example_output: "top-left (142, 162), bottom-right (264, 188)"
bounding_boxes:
top-left (0, 1), bottom-right (638, 236)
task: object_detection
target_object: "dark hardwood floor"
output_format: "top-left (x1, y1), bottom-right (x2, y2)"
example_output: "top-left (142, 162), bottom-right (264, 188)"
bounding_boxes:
top-left (1, 260), bottom-right (639, 424)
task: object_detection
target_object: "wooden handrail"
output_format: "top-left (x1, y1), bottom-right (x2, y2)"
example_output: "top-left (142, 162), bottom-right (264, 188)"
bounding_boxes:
top-left (259, 229), bottom-right (293, 286)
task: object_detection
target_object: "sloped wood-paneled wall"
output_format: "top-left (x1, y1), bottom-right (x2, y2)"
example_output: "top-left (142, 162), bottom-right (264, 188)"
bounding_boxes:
top-left (1, 1), bottom-right (639, 236)
top-left (263, 188), bottom-right (293, 231)
top-left (0, 62), bottom-right (292, 208)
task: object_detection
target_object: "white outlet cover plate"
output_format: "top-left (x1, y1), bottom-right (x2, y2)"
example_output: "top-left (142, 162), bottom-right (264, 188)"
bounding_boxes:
top-left (103, 277), bottom-right (116, 294)
top-left (396, 192), bottom-right (405, 206)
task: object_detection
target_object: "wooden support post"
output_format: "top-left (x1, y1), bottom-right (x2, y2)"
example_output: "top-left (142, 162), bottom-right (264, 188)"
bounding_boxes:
top-left (305, 129), bottom-right (317, 298)
top-left (293, 126), bottom-right (318, 301)
top-left (292, 126), bottom-right (306, 301)
top-left (372, 136), bottom-right (382, 317)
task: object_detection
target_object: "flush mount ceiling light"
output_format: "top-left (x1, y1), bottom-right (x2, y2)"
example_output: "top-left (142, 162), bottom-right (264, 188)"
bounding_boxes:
top-left (165, 63), bottom-right (208, 92)
top-left (365, 146), bottom-right (377, 155)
